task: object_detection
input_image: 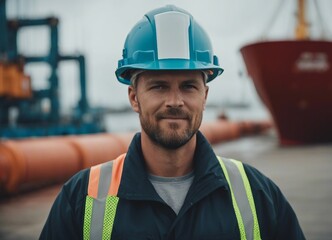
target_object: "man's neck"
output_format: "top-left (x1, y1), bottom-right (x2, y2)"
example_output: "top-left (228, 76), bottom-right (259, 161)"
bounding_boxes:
top-left (140, 131), bottom-right (196, 177)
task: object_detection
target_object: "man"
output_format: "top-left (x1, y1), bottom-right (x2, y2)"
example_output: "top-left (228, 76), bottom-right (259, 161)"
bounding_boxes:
top-left (40, 5), bottom-right (305, 240)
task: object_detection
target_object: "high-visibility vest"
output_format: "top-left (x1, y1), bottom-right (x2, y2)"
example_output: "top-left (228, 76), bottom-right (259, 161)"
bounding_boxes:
top-left (83, 154), bottom-right (262, 240)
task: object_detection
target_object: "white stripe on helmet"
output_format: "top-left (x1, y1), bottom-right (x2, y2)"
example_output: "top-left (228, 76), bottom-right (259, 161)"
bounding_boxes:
top-left (154, 11), bottom-right (190, 60)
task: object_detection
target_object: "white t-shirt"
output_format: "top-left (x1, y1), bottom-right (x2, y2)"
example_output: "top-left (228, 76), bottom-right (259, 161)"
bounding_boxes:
top-left (149, 172), bottom-right (194, 214)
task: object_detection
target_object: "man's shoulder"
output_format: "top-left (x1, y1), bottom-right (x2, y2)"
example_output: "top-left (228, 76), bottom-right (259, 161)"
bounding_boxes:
top-left (241, 162), bottom-right (282, 197)
top-left (67, 166), bottom-right (90, 182)
top-left (216, 157), bottom-right (276, 192)
top-left (61, 168), bottom-right (91, 205)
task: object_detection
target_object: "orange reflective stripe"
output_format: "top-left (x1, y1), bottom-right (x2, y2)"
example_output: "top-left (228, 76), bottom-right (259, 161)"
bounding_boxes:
top-left (88, 164), bottom-right (101, 198)
top-left (87, 154), bottom-right (126, 198)
top-left (109, 154), bottom-right (126, 196)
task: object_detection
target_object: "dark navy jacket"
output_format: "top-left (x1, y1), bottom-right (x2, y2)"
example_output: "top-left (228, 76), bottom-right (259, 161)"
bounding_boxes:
top-left (40, 132), bottom-right (305, 239)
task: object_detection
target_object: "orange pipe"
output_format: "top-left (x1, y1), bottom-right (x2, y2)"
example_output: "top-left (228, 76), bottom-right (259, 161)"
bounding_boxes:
top-left (200, 119), bottom-right (273, 144)
top-left (65, 133), bottom-right (133, 168)
top-left (0, 133), bottom-right (136, 195)
top-left (0, 137), bottom-right (81, 194)
top-left (112, 132), bottom-right (136, 153)
top-left (0, 146), bottom-right (12, 193)
top-left (0, 120), bottom-right (272, 195)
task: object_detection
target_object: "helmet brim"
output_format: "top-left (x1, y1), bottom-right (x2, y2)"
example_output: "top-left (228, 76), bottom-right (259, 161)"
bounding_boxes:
top-left (115, 59), bottom-right (224, 85)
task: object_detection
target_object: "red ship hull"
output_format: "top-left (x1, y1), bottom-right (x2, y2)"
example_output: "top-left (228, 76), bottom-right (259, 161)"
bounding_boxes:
top-left (240, 40), bottom-right (332, 145)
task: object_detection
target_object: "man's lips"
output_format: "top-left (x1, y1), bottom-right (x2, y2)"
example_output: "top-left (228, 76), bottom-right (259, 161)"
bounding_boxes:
top-left (160, 116), bottom-right (187, 120)
top-left (156, 109), bottom-right (191, 121)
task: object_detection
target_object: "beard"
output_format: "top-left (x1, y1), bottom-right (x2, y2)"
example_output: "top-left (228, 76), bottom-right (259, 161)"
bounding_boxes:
top-left (139, 105), bottom-right (202, 149)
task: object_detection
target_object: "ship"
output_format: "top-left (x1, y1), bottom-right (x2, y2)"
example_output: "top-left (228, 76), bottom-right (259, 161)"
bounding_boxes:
top-left (240, 0), bottom-right (332, 145)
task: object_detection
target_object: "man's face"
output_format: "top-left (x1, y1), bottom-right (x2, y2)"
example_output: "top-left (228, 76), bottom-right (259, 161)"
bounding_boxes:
top-left (128, 70), bottom-right (209, 149)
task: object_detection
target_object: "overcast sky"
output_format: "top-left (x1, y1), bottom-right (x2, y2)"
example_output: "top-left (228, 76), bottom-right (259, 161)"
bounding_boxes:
top-left (6, 0), bottom-right (332, 112)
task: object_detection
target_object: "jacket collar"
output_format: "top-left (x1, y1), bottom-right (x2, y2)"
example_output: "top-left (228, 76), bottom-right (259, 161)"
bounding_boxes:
top-left (117, 131), bottom-right (228, 201)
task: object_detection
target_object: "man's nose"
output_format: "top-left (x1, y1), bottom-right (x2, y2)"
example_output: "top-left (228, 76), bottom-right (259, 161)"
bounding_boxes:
top-left (165, 89), bottom-right (184, 108)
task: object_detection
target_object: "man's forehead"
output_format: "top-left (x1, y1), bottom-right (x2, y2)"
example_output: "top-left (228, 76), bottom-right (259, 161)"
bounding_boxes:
top-left (139, 70), bottom-right (204, 81)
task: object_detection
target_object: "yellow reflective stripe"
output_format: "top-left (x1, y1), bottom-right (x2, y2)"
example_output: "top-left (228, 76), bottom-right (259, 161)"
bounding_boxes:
top-left (234, 160), bottom-right (262, 240)
top-left (102, 196), bottom-right (119, 240)
top-left (83, 196), bottom-right (94, 240)
top-left (218, 157), bottom-right (247, 240)
top-left (83, 196), bottom-right (119, 240)
top-left (218, 156), bottom-right (262, 240)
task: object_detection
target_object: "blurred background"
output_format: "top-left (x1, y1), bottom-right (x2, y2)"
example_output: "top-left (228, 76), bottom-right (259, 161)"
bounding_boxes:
top-left (4, 0), bottom-right (332, 130)
top-left (1, 0), bottom-right (332, 239)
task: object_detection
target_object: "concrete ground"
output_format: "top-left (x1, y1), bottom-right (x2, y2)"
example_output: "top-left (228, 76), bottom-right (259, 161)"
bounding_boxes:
top-left (0, 130), bottom-right (331, 240)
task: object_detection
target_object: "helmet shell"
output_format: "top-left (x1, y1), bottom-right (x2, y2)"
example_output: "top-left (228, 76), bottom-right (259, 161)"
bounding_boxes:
top-left (116, 5), bottom-right (224, 85)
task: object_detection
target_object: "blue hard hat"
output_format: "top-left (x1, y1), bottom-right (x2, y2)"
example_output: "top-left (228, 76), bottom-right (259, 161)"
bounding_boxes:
top-left (115, 5), bottom-right (224, 85)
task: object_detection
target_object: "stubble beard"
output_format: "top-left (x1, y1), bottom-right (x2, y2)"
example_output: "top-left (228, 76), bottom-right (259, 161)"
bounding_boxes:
top-left (138, 104), bottom-right (202, 150)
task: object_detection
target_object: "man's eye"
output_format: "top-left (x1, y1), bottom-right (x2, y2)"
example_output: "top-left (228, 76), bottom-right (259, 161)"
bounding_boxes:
top-left (151, 85), bottom-right (165, 90)
top-left (183, 84), bottom-right (196, 90)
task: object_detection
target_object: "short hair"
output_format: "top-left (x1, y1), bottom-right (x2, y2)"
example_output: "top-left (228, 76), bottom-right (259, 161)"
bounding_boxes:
top-left (130, 70), bottom-right (145, 88)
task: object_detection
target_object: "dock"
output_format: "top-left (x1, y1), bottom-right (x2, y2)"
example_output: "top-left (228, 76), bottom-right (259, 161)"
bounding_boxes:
top-left (0, 130), bottom-right (331, 240)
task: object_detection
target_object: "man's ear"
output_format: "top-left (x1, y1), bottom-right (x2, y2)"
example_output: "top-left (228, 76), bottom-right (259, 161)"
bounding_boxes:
top-left (128, 86), bottom-right (139, 113)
